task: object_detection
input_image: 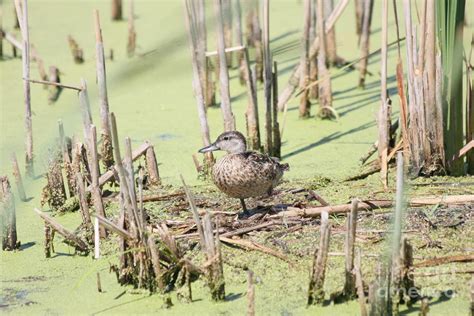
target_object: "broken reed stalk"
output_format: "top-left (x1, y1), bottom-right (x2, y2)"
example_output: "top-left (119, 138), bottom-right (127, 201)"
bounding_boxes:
top-left (354, 0), bottom-right (363, 39)
top-left (262, 0), bottom-right (273, 154)
top-left (323, 0), bottom-right (337, 66)
top-left (124, 137), bottom-right (140, 232)
top-left (308, 211), bottom-right (331, 305)
top-left (234, 0), bottom-right (245, 84)
top-left (277, 0), bottom-right (349, 111)
top-left (343, 199), bottom-right (359, 299)
top-left (221, 0), bottom-right (232, 66)
top-left (180, 175), bottom-right (205, 249)
top-left (96, 272), bottom-right (102, 292)
top-left (94, 10), bottom-right (114, 171)
top-left (15, 0), bottom-right (34, 178)
top-left (111, 0), bottom-right (122, 20)
top-left (204, 213), bottom-right (225, 300)
top-left (213, 0), bottom-right (235, 132)
top-left (30, 45), bottom-right (48, 81)
top-left (88, 125), bottom-right (107, 238)
top-left (183, 0), bottom-right (214, 169)
top-left (358, 0), bottom-right (374, 88)
top-left (308, 1), bottom-right (318, 100)
top-left (243, 47), bottom-right (261, 151)
top-left (44, 224), bottom-right (52, 258)
top-left (11, 153), bottom-right (27, 202)
top-left (298, 0), bottom-right (311, 118)
top-left (34, 208), bottom-right (88, 253)
top-left (272, 61), bottom-right (281, 158)
top-left (1, 177), bottom-right (20, 250)
top-left (246, 1), bottom-right (263, 81)
top-left (58, 121), bottom-right (74, 197)
top-left (354, 249), bottom-right (368, 316)
top-left (67, 35), bottom-right (84, 63)
top-left (145, 146), bottom-right (160, 186)
top-left (398, 237), bottom-right (414, 303)
top-left (87, 141), bottom-right (151, 190)
top-left (79, 79), bottom-right (93, 140)
top-left (127, 0), bottom-right (136, 57)
top-left (0, 7), bottom-right (3, 58)
top-left (47, 66), bottom-right (61, 104)
top-left (109, 112), bottom-right (138, 238)
top-left (247, 270), bottom-right (255, 316)
top-left (181, 175), bottom-right (224, 300)
top-left (24, 78), bottom-right (82, 91)
top-left (195, 0), bottom-right (214, 108)
top-left (75, 173), bottom-right (92, 230)
top-left (316, 0), bottom-right (333, 118)
top-left (378, 0), bottom-right (390, 189)
top-left (392, 0), bottom-right (409, 156)
top-left (269, 194), bottom-right (474, 218)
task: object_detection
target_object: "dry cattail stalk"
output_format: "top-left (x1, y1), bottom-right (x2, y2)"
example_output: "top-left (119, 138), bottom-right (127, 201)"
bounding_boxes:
top-left (184, 0), bottom-right (214, 169)
top-left (343, 199), bottom-right (359, 298)
top-left (358, 0), bottom-right (374, 88)
top-left (277, 0), bottom-right (349, 111)
top-left (324, 0), bottom-right (337, 66)
top-left (243, 48), bottom-right (261, 151)
top-left (88, 125), bottom-right (107, 238)
top-left (11, 153), bottom-right (27, 202)
top-left (15, 0), bottom-right (34, 178)
top-left (316, 0), bottom-right (333, 118)
top-left (378, 0), bottom-right (391, 189)
top-left (307, 211), bottom-right (331, 305)
top-left (111, 0), bottom-right (122, 21)
top-left (298, 0), bottom-right (311, 118)
top-left (262, 0), bottom-right (273, 154)
top-left (1, 176), bottom-right (20, 250)
top-left (94, 10), bottom-right (114, 171)
top-left (127, 0), bottom-right (136, 57)
top-left (213, 0), bottom-right (235, 132)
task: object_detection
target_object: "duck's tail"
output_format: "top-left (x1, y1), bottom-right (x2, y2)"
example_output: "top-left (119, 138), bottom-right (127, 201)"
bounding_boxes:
top-left (279, 163), bottom-right (290, 172)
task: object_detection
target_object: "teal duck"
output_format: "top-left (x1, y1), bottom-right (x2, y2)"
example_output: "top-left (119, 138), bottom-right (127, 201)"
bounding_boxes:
top-left (199, 131), bottom-right (289, 214)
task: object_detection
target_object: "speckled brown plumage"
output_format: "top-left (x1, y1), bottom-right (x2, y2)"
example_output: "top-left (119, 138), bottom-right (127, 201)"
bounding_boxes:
top-left (212, 152), bottom-right (289, 199)
top-left (199, 131), bottom-right (289, 203)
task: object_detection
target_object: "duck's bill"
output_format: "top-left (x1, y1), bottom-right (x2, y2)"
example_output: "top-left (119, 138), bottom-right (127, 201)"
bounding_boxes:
top-left (198, 144), bottom-right (219, 153)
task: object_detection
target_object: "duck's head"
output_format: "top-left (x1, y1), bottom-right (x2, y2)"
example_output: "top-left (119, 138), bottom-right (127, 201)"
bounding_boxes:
top-left (199, 131), bottom-right (247, 154)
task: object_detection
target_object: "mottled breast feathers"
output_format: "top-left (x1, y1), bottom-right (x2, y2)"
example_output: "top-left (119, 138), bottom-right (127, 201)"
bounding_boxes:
top-left (211, 151), bottom-right (289, 199)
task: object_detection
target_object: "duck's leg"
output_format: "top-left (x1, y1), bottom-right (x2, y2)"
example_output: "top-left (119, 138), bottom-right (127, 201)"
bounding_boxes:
top-left (240, 198), bottom-right (249, 216)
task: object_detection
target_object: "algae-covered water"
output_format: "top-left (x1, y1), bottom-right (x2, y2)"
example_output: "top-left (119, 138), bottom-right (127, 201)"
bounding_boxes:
top-left (1, 0), bottom-right (473, 315)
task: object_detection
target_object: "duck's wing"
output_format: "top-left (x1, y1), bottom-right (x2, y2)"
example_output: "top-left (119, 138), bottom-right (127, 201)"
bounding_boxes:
top-left (242, 152), bottom-right (289, 172)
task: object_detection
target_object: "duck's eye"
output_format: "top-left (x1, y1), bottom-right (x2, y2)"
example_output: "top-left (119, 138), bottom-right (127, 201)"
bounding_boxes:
top-left (223, 137), bottom-right (229, 141)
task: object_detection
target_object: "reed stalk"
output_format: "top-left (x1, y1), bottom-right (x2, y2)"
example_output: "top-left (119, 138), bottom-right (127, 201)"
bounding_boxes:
top-left (316, 0), bottom-right (333, 118)
top-left (298, 0), bottom-right (311, 118)
top-left (111, 0), bottom-right (122, 21)
top-left (184, 0), bottom-right (214, 168)
top-left (358, 0), bottom-right (374, 88)
top-left (213, 0), bottom-right (235, 131)
top-left (262, 0), bottom-right (272, 153)
top-left (94, 10), bottom-right (114, 171)
top-left (323, 0), bottom-right (337, 66)
top-left (378, 0), bottom-right (390, 188)
top-left (15, 0), bottom-right (33, 178)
